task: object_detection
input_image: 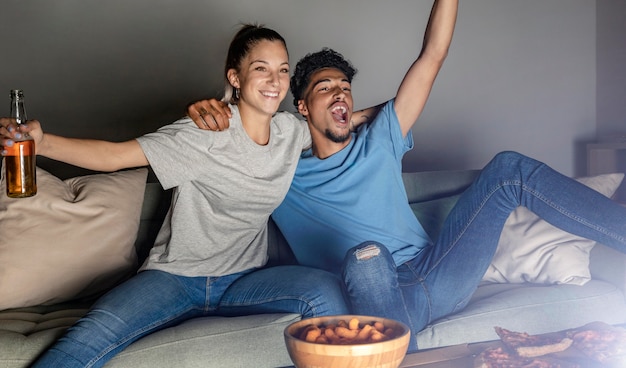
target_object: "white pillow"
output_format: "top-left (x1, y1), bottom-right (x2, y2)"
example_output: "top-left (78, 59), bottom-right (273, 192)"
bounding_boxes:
top-left (0, 167), bottom-right (147, 310)
top-left (482, 173), bottom-right (624, 285)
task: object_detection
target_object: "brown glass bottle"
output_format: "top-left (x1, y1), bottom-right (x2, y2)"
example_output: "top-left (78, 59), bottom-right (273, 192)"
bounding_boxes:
top-left (4, 90), bottom-right (37, 198)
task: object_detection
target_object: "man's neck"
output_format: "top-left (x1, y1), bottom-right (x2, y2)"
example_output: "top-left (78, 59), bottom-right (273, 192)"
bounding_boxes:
top-left (310, 133), bottom-right (352, 159)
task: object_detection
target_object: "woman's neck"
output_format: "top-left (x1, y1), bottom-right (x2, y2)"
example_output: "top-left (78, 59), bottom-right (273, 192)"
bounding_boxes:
top-left (237, 103), bottom-right (271, 146)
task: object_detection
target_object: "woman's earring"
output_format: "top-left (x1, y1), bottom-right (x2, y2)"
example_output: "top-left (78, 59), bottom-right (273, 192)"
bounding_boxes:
top-left (235, 88), bottom-right (240, 100)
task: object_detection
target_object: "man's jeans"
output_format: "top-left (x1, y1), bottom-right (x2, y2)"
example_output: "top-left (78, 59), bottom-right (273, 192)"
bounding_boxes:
top-left (342, 151), bottom-right (626, 352)
top-left (33, 266), bottom-right (348, 368)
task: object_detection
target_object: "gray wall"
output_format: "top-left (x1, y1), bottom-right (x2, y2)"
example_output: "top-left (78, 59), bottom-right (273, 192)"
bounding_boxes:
top-left (1, 0), bottom-right (621, 177)
top-left (597, 0), bottom-right (626, 140)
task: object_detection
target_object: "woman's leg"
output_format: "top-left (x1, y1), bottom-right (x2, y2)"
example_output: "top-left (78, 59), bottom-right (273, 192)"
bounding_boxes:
top-left (31, 270), bottom-right (236, 368)
top-left (402, 151), bottom-right (626, 335)
top-left (217, 265), bottom-right (349, 318)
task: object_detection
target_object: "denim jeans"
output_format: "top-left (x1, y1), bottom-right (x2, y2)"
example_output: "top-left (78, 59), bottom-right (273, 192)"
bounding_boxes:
top-left (33, 266), bottom-right (348, 368)
top-left (342, 151), bottom-right (626, 352)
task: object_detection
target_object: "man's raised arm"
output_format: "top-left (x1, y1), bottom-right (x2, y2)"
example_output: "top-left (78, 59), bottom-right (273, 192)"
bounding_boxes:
top-left (395, 0), bottom-right (458, 138)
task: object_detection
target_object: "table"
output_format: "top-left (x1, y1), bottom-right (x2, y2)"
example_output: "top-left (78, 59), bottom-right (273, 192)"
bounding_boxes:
top-left (399, 342), bottom-right (489, 368)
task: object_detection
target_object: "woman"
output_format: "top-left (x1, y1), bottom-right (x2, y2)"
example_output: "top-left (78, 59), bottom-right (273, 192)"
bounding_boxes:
top-left (0, 25), bottom-right (348, 368)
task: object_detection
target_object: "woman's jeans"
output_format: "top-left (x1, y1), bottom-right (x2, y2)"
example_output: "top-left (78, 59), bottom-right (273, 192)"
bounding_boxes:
top-left (32, 265), bottom-right (348, 368)
top-left (342, 151), bottom-right (626, 352)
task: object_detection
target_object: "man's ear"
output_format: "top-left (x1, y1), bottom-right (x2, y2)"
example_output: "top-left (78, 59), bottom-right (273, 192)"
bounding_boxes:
top-left (297, 100), bottom-right (308, 116)
top-left (227, 69), bottom-right (240, 89)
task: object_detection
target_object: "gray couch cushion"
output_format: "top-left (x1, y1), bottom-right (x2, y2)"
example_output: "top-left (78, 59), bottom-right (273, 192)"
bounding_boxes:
top-left (0, 308), bottom-right (300, 368)
top-left (106, 313), bottom-right (300, 368)
top-left (416, 279), bottom-right (626, 349)
top-left (0, 306), bottom-right (89, 368)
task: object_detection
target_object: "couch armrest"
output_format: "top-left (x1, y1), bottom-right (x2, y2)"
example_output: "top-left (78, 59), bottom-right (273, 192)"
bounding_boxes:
top-left (590, 243), bottom-right (626, 300)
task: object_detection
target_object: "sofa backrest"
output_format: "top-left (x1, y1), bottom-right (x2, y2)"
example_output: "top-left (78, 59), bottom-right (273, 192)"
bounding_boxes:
top-left (135, 183), bottom-right (172, 264)
top-left (403, 170), bottom-right (480, 240)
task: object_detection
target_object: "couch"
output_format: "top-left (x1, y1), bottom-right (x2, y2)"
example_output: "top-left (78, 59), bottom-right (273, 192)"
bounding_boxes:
top-left (1, 167), bottom-right (625, 367)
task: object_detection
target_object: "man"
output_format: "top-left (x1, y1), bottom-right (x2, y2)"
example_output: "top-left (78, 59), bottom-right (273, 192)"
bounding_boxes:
top-left (189, 0), bottom-right (626, 351)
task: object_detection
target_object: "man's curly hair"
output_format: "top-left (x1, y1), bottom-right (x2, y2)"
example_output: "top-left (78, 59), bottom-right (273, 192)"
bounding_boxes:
top-left (290, 48), bottom-right (357, 108)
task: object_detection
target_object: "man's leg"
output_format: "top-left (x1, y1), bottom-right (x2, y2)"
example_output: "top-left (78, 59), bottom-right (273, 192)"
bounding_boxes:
top-left (341, 242), bottom-right (418, 350)
top-left (217, 265), bottom-right (350, 318)
top-left (404, 151), bottom-right (626, 331)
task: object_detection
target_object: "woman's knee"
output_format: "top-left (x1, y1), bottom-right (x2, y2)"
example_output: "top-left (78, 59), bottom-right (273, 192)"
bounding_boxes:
top-left (292, 268), bottom-right (349, 317)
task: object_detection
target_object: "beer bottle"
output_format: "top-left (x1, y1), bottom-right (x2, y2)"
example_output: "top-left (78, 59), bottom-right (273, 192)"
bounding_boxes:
top-left (4, 89), bottom-right (37, 198)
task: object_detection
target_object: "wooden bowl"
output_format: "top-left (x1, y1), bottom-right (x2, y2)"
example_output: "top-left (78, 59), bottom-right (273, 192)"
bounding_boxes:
top-left (284, 315), bottom-right (410, 368)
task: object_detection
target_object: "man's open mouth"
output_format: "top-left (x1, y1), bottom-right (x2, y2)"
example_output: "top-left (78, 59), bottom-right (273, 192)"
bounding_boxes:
top-left (331, 104), bottom-right (348, 123)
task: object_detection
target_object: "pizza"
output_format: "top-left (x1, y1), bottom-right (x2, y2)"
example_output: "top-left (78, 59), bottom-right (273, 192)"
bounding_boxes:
top-left (475, 323), bottom-right (626, 368)
top-left (495, 327), bottom-right (573, 358)
top-left (474, 346), bottom-right (580, 368)
top-left (567, 324), bottom-right (626, 367)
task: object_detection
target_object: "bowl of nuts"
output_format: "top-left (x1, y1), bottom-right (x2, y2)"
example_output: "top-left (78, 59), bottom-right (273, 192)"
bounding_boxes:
top-left (284, 315), bottom-right (410, 368)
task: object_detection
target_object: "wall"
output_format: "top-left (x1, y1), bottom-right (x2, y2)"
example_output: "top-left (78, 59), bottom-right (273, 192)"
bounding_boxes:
top-left (0, 0), bottom-right (599, 177)
top-left (596, 0), bottom-right (626, 140)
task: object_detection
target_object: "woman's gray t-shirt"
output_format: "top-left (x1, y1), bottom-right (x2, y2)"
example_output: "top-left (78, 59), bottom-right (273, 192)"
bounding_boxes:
top-left (136, 105), bottom-right (310, 277)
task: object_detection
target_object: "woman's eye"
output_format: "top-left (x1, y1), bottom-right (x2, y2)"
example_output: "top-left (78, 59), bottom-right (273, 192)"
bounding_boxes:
top-left (280, 68), bottom-right (290, 73)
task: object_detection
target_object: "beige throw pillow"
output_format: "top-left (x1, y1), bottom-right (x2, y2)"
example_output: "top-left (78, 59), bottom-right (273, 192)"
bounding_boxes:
top-left (482, 173), bottom-right (624, 285)
top-left (0, 167), bottom-right (147, 310)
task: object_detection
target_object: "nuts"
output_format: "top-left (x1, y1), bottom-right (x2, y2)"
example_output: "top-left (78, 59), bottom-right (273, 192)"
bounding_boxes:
top-left (297, 317), bottom-right (400, 345)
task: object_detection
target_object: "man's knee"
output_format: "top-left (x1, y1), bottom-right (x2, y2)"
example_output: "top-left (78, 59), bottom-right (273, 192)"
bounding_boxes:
top-left (491, 151), bottom-right (525, 167)
top-left (491, 151), bottom-right (542, 170)
top-left (345, 242), bottom-right (394, 269)
top-left (354, 243), bottom-right (382, 260)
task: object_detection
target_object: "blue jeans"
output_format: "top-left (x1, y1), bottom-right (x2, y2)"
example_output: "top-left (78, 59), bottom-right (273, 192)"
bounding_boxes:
top-left (33, 266), bottom-right (348, 368)
top-left (342, 151), bottom-right (626, 352)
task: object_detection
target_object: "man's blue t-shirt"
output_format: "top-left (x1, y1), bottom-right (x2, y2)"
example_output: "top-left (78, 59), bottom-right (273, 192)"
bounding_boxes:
top-left (271, 100), bottom-right (432, 274)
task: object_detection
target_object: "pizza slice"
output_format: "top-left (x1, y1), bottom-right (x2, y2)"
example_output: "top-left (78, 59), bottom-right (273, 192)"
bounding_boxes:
top-left (567, 325), bottom-right (626, 367)
top-left (494, 327), bottom-right (573, 358)
top-left (474, 346), bottom-right (580, 368)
